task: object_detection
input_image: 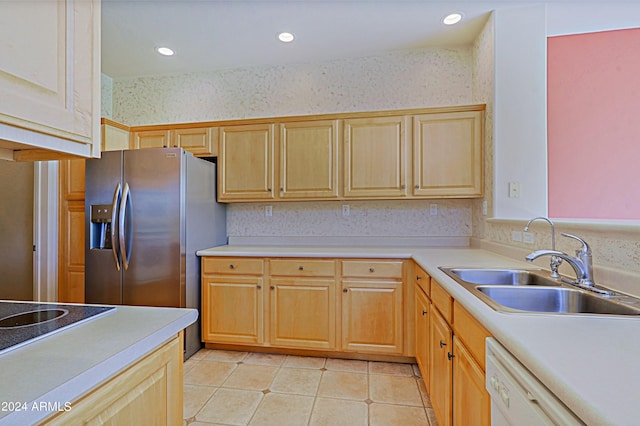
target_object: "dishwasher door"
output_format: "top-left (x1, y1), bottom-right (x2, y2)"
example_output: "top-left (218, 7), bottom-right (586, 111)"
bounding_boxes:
top-left (485, 338), bottom-right (585, 426)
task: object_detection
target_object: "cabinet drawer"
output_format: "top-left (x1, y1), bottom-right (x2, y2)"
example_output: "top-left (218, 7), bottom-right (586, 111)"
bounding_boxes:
top-left (202, 257), bottom-right (264, 275)
top-left (415, 265), bottom-right (431, 296)
top-left (453, 302), bottom-right (491, 369)
top-left (269, 259), bottom-right (336, 277)
top-left (431, 279), bottom-right (453, 324)
top-left (342, 260), bottom-right (403, 278)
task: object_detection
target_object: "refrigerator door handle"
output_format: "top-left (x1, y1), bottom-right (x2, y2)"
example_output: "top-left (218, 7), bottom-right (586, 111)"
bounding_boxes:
top-left (111, 183), bottom-right (122, 271)
top-left (119, 182), bottom-right (132, 271)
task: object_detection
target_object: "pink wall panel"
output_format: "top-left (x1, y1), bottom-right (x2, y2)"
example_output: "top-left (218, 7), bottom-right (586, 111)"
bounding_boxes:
top-left (547, 28), bottom-right (640, 220)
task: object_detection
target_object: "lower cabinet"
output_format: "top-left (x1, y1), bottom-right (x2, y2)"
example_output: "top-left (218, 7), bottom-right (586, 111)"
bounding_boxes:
top-left (270, 278), bottom-right (336, 350)
top-left (427, 279), bottom-right (492, 426)
top-left (201, 257), bottom-right (406, 356)
top-left (43, 333), bottom-right (183, 425)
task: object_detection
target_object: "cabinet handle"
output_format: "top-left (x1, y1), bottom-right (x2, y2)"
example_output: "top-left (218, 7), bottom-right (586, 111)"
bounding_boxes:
top-left (229, 264), bottom-right (235, 270)
top-left (343, 288), bottom-right (348, 293)
top-left (448, 352), bottom-right (455, 361)
top-left (369, 267), bottom-right (375, 273)
top-left (270, 286), bottom-right (275, 290)
top-left (298, 266), bottom-right (304, 271)
top-left (268, 188), bottom-right (272, 192)
top-left (257, 285), bottom-right (262, 289)
top-left (439, 340), bottom-right (447, 348)
top-left (416, 275), bottom-right (422, 280)
top-left (415, 184), bottom-right (419, 189)
top-left (280, 187), bottom-right (284, 191)
top-left (422, 310), bottom-right (428, 316)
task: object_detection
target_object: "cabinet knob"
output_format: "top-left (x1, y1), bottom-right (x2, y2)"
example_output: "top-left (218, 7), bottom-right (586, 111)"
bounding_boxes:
top-left (298, 266), bottom-right (304, 271)
top-left (401, 184), bottom-right (405, 189)
top-left (416, 275), bottom-right (422, 280)
top-left (270, 286), bottom-right (275, 290)
top-left (448, 352), bottom-right (455, 361)
top-left (422, 310), bottom-right (428, 316)
top-left (369, 267), bottom-right (375, 273)
top-left (280, 187), bottom-right (284, 191)
top-left (229, 264), bottom-right (235, 269)
top-left (268, 188), bottom-right (272, 192)
top-left (439, 340), bottom-right (447, 348)
top-left (257, 285), bottom-right (262, 289)
top-left (415, 185), bottom-right (419, 189)
top-left (343, 288), bottom-right (348, 293)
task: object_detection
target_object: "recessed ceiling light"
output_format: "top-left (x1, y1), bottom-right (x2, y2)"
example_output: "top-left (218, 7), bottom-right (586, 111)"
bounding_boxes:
top-left (443, 13), bottom-right (463, 26)
top-left (277, 32), bottom-right (295, 43)
top-left (156, 46), bottom-right (175, 56)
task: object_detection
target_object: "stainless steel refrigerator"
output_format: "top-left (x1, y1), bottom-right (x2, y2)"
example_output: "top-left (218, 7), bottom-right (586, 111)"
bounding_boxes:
top-left (84, 148), bottom-right (226, 359)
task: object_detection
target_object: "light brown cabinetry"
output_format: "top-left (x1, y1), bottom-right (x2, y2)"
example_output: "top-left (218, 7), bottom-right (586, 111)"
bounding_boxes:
top-left (201, 258), bottom-right (265, 345)
top-left (428, 279), bottom-right (491, 426)
top-left (341, 260), bottom-right (404, 355)
top-left (414, 267), bottom-right (431, 392)
top-left (413, 110), bottom-right (483, 197)
top-left (43, 333), bottom-right (184, 425)
top-left (0, 0), bottom-right (100, 161)
top-left (171, 127), bottom-right (218, 157)
top-left (131, 129), bottom-right (171, 150)
top-left (279, 120), bottom-right (339, 199)
top-left (343, 116), bottom-right (409, 198)
top-left (201, 257), bottom-right (407, 356)
top-left (269, 259), bottom-right (337, 349)
top-left (218, 124), bottom-right (276, 201)
top-left (101, 119), bottom-right (131, 151)
top-left (58, 159), bottom-right (86, 304)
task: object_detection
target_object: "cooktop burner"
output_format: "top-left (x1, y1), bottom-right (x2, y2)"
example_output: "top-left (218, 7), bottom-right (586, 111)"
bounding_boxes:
top-left (0, 301), bottom-right (115, 355)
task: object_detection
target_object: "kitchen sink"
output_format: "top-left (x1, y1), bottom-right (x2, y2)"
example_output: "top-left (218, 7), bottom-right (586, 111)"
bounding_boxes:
top-left (439, 266), bottom-right (640, 317)
top-left (476, 286), bottom-right (640, 315)
top-left (442, 268), bottom-right (560, 286)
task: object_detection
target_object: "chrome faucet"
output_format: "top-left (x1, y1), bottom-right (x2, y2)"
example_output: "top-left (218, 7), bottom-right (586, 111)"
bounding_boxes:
top-left (526, 233), bottom-right (595, 287)
top-left (523, 216), bottom-right (561, 279)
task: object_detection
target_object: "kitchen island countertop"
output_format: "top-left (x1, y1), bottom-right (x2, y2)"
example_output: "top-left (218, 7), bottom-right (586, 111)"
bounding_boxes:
top-left (198, 244), bottom-right (640, 426)
top-left (0, 303), bottom-right (197, 425)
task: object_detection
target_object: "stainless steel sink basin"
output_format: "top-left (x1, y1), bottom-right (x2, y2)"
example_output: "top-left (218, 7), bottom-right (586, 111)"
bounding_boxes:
top-left (443, 268), bottom-right (559, 286)
top-left (439, 266), bottom-right (640, 316)
top-left (476, 286), bottom-right (640, 315)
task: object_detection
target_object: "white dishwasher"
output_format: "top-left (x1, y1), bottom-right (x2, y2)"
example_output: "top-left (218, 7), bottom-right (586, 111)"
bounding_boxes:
top-left (485, 338), bottom-right (585, 425)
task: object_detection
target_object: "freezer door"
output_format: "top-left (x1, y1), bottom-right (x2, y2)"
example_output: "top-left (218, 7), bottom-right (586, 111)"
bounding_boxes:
top-left (122, 148), bottom-right (184, 307)
top-left (85, 151), bottom-right (124, 304)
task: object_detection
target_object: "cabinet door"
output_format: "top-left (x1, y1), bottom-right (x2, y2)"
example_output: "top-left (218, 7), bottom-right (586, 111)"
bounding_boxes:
top-left (430, 309), bottom-right (453, 426)
top-left (101, 120), bottom-right (130, 151)
top-left (43, 334), bottom-right (183, 425)
top-left (172, 127), bottom-right (217, 157)
top-left (202, 276), bottom-right (264, 344)
top-left (131, 130), bottom-right (170, 149)
top-left (279, 120), bottom-right (339, 199)
top-left (415, 287), bottom-right (430, 391)
top-left (219, 124), bottom-right (275, 201)
top-left (413, 110), bottom-right (483, 197)
top-left (0, 0), bottom-right (100, 159)
top-left (453, 337), bottom-right (491, 426)
top-left (270, 278), bottom-right (336, 350)
top-left (344, 116), bottom-right (409, 198)
top-left (341, 279), bottom-right (403, 354)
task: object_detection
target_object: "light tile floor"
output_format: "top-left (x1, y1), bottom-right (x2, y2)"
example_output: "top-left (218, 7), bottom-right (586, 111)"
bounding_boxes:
top-left (183, 349), bottom-right (438, 426)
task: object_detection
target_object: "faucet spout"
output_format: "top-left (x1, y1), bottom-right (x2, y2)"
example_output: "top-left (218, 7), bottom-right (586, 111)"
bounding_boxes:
top-left (526, 249), bottom-right (589, 285)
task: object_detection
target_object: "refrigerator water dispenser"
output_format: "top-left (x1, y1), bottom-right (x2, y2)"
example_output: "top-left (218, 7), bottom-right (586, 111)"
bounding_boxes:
top-left (90, 204), bottom-right (113, 249)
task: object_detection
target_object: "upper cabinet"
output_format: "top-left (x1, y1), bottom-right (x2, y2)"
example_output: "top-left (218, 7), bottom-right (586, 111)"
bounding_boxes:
top-left (413, 110), bottom-right (483, 198)
top-left (344, 116), bottom-right (409, 198)
top-left (279, 120), bottom-right (339, 199)
top-left (101, 119), bottom-right (131, 152)
top-left (131, 129), bottom-right (170, 150)
top-left (171, 127), bottom-right (218, 157)
top-left (0, 0), bottom-right (100, 161)
top-left (218, 123), bottom-right (276, 201)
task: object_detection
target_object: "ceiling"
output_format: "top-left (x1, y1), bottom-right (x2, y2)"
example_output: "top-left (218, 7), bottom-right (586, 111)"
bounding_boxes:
top-left (101, 1), bottom-right (640, 79)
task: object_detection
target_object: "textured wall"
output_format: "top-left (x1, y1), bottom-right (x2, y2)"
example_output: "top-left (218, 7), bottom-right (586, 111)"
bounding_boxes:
top-left (101, 73), bottom-right (113, 119)
top-left (111, 47), bottom-right (477, 241)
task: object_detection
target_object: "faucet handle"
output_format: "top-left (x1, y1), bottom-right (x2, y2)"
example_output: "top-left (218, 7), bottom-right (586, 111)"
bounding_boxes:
top-left (561, 233), bottom-right (591, 255)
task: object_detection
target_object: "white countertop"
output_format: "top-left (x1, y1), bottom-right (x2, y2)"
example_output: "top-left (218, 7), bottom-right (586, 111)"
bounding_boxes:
top-left (198, 245), bottom-right (640, 426)
top-left (0, 304), bottom-right (197, 425)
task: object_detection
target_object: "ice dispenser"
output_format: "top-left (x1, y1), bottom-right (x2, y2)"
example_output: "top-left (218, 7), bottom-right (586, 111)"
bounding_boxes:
top-left (90, 204), bottom-right (114, 249)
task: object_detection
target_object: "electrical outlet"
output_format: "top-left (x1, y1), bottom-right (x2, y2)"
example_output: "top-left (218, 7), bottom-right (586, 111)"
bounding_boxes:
top-left (512, 231), bottom-right (523, 242)
top-left (430, 204), bottom-right (438, 216)
top-left (523, 232), bottom-right (535, 244)
top-left (342, 205), bottom-right (350, 217)
top-left (265, 205), bottom-right (272, 217)
top-left (482, 200), bottom-right (488, 216)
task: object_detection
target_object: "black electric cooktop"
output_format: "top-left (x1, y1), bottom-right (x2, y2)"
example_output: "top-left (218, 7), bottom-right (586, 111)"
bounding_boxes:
top-left (0, 301), bottom-right (115, 355)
